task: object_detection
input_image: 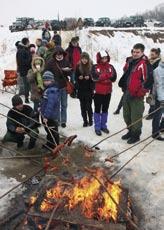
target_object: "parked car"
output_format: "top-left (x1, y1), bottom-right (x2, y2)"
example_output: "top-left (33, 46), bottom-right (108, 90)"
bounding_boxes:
top-left (83, 18), bottom-right (94, 27)
top-left (95, 17), bottom-right (111, 27)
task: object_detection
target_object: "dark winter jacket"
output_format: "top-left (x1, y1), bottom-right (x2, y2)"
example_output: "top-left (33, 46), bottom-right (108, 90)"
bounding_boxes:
top-left (75, 63), bottom-right (94, 97)
top-left (92, 52), bottom-right (117, 95)
top-left (6, 105), bottom-right (37, 133)
top-left (16, 43), bottom-right (32, 76)
top-left (42, 29), bottom-right (51, 42)
top-left (52, 34), bottom-right (62, 46)
top-left (65, 43), bottom-right (82, 70)
top-left (44, 47), bottom-right (72, 89)
top-left (119, 55), bottom-right (153, 98)
top-left (40, 83), bottom-right (60, 120)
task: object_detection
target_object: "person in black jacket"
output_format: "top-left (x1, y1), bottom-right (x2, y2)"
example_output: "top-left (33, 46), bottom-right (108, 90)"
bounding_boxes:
top-left (52, 31), bottom-right (62, 46)
top-left (44, 46), bottom-right (72, 128)
top-left (16, 37), bottom-right (32, 103)
top-left (3, 95), bottom-right (39, 149)
top-left (75, 52), bottom-right (94, 127)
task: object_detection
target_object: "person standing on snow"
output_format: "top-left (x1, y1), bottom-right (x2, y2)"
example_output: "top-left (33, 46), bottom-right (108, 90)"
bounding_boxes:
top-left (27, 56), bottom-right (45, 115)
top-left (40, 71), bottom-right (60, 149)
top-left (146, 48), bottom-right (161, 120)
top-left (44, 46), bottom-right (72, 128)
top-left (119, 43), bottom-right (153, 144)
top-left (65, 36), bottom-right (82, 98)
top-left (36, 38), bottom-right (48, 59)
top-left (75, 52), bottom-right (94, 127)
top-left (151, 57), bottom-right (164, 141)
top-left (42, 27), bottom-right (51, 42)
top-left (93, 51), bottom-right (117, 136)
top-left (16, 37), bottom-right (32, 103)
top-left (52, 30), bottom-right (62, 46)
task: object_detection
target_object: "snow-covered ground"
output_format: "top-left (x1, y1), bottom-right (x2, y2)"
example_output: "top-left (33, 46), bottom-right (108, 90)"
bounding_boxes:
top-left (0, 27), bottom-right (163, 229)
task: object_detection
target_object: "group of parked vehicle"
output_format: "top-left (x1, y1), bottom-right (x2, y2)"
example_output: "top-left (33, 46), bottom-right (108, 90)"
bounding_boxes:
top-left (9, 16), bottom-right (164, 32)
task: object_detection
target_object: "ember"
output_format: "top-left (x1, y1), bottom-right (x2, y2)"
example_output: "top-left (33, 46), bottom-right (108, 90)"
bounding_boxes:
top-left (39, 170), bottom-right (122, 222)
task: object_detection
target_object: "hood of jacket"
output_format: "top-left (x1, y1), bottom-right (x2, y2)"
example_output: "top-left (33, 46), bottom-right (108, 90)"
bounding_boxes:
top-left (32, 56), bottom-right (45, 72)
top-left (96, 51), bottom-right (110, 64)
top-left (53, 46), bottom-right (67, 58)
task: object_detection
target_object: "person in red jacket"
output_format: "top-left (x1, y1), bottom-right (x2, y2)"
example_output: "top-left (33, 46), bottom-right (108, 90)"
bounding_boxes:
top-left (93, 51), bottom-right (117, 136)
top-left (65, 37), bottom-right (82, 98)
top-left (119, 43), bottom-right (153, 144)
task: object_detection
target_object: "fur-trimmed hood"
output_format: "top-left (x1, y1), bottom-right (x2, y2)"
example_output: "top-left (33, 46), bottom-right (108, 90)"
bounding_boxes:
top-left (32, 56), bottom-right (45, 72)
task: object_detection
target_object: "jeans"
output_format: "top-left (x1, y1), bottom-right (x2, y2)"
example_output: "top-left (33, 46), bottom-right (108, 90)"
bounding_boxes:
top-left (42, 119), bottom-right (59, 147)
top-left (58, 88), bottom-right (68, 124)
top-left (152, 101), bottom-right (163, 137)
top-left (94, 93), bottom-right (111, 113)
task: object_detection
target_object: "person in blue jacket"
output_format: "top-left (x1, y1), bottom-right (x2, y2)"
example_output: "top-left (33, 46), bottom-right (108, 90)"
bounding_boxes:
top-left (40, 71), bottom-right (60, 149)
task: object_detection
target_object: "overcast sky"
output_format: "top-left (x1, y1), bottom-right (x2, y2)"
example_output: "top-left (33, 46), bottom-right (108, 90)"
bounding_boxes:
top-left (1, 0), bottom-right (163, 25)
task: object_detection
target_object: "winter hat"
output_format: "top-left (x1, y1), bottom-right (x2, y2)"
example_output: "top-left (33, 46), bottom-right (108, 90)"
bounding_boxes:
top-left (46, 41), bottom-right (55, 49)
top-left (99, 50), bottom-right (108, 58)
top-left (21, 37), bottom-right (29, 46)
top-left (81, 52), bottom-right (90, 60)
top-left (42, 71), bottom-right (55, 81)
top-left (12, 95), bottom-right (23, 107)
top-left (53, 46), bottom-right (67, 57)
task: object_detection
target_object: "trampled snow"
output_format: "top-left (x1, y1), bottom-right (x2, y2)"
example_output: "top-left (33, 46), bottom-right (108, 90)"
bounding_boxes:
top-left (0, 27), bottom-right (163, 229)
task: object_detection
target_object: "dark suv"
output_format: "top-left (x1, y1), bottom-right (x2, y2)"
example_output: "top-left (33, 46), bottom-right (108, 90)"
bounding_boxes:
top-left (96, 17), bottom-right (111, 27)
top-left (83, 18), bottom-right (94, 27)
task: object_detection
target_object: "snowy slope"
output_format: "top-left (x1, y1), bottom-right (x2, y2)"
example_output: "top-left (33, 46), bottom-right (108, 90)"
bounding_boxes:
top-left (0, 27), bottom-right (163, 229)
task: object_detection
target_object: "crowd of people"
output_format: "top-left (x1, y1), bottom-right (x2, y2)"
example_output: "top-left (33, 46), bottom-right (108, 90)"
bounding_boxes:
top-left (2, 31), bottom-right (164, 150)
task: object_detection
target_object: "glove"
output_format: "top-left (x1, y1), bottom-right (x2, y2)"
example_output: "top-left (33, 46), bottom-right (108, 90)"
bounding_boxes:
top-left (146, 94), bottom-right (155, 106)
top-left (160, 101), bottom-right (164, 108)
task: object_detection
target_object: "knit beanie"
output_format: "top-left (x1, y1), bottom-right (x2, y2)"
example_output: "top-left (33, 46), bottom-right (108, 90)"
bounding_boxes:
top-left (21, 37), bottom-right (29, 46)
top-left (81, 52), bottom-right (90, 60)
top-left (12, 95), bottom-right (23, 107)
top-left (42, 71), bottom-right (55, 81)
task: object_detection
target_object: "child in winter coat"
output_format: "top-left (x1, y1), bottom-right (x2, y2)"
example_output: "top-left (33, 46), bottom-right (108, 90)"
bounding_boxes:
top-left (152, 57), bottom-right (164, 141)
top-left (27, 56), bottom-right (45, 114)
top-left (40, 71), bottom-right (60, 148)
top-left (75, 52), bottom-right (94, 127)
top-left (93, 51), bottom-right (117, 136)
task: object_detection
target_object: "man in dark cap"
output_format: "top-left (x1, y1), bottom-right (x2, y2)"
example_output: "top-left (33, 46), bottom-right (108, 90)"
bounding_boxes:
top-left (3, 95), bottom-right (39, 149)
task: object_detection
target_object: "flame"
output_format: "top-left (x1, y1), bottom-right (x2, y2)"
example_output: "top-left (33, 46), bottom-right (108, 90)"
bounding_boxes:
top-left (39, 169), bottom-right (122, 221)
top-left (30, 195), bottom-right (38, 205)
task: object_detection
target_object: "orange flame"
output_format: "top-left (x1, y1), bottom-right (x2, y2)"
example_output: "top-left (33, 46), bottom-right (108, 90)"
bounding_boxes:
top-left (39, 170), bottom-right (122, 221)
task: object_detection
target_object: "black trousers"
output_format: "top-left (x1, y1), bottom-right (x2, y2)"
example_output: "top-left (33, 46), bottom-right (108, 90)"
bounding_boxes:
top-left (42, 119), bottom-right (59, 148)
top-left (94, 93), bottom-right (111, 113)
top-left (79, 94), bottom-right (93, 122)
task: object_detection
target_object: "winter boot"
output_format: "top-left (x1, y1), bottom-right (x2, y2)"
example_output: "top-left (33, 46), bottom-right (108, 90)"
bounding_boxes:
top-left (127, 135), bottom-right (140, 144)
top-left (113, 109), bottom-right (120, 115)
top-left (94, 113), bottom-right (101, 133)
top-left (83, 122), bottom-right (88, 127)
top-left (95, 130), bottom-right (102, 136)
top-left (121, 130), bottom-right (131, 140)
top-left (101, 113), bottom-right (109, 133)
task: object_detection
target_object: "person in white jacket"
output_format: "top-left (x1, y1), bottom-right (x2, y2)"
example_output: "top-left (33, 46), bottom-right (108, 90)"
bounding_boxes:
top-left (152, 57), bottom-right (164, 141)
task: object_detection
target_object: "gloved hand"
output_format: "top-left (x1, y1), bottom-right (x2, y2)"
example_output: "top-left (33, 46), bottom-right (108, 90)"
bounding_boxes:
top-left (160, 101), bottom-right (164, 108)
